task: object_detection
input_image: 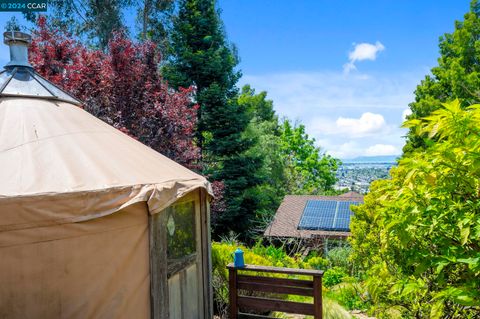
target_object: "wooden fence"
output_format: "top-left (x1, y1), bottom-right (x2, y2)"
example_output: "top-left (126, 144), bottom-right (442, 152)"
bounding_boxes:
top-left (227, 263), bottom-right (323, 319)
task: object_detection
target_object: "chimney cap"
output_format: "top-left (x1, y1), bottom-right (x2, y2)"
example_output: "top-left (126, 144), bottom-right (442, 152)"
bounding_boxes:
top-left (3, 31), bottom-right (32, 46)
top-left (4, 31), bottom-right (32, 69)
top-left (0, 31), bottom-right (82, 105)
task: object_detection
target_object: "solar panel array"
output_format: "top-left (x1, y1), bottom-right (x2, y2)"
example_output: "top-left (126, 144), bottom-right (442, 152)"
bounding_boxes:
top-left (298, 200), bottom-right (361, 231)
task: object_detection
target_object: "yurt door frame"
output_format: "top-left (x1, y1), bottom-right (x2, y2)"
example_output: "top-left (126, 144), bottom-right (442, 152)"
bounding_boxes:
top-left (149, 189), bottom-right (211, 319)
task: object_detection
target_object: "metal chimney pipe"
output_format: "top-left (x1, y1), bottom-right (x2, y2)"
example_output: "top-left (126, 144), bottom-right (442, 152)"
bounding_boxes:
top-left (3, 31), bottom-right (32, 69)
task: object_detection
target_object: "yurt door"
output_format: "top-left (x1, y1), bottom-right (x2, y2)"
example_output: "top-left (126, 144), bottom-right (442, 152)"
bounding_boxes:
top-left (149, 191), bottom-right (206, 319)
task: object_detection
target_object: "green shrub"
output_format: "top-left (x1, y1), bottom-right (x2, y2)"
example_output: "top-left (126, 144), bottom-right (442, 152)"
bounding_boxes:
top-left (327, 247), bottom-right (352, 270)
top-left (323, 267), bottom-right (348, 288)
top-left (305, 256), bottom-right (329, 270)
top-left (350, 100), bottom-right (480, 318)
top-left (212, 241), bottom-right (355, 319)
top-left (212, 242), bottom-right (288, 317)
top-left (251, 242), bottom-right (299, 268)
top-left (327, 282), bottom-right (370, 311)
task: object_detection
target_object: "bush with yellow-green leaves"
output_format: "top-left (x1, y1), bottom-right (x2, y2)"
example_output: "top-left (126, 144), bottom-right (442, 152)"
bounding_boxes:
top-left (350, 100), bottom-right (480, 318)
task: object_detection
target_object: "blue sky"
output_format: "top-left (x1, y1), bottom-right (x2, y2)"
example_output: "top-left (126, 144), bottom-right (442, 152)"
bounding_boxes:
top-left (0, 1), bottom-right (471, 158)
top-left (219, 0), bottom-right (470, 158)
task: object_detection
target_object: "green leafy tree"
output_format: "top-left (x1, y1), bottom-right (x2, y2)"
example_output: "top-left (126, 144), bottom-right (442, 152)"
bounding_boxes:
top-left (27, 0), bottom-right (175, 50)
top-left (238, 84), bottom-right (275, 122)
top-left (237, 86), bottom-right (340, 236)
top-left (351, 100), bottom-right (480, 318)
top-left (163, 0), bottom-right (262, 238)
top-left (26, 0), bottom-right (128, 49)
top-left (239, 86), bottom-right (285, 234)
top-left (86, 0), bottom-right (126, 49)
top-left (405, 0), bottom-right (480, 152)
top-left (136, 0), bottom-right (174, 50)
top-left (279, 120), bottom-right (339, 194)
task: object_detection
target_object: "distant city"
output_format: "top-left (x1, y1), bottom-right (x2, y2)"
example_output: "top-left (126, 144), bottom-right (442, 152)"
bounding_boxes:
top-left (335, 155), bottom-right (398, 194)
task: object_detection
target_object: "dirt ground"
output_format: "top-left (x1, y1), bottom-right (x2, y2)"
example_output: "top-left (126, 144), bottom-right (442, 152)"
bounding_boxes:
top-left (350, 310), bottom-right (376, 319)
top-left (215, 310), bottom-right (376, 319)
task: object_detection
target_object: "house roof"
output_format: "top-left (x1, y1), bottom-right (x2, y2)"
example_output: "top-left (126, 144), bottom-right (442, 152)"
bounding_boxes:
top-left (264, 192), bottom-right (363, 239)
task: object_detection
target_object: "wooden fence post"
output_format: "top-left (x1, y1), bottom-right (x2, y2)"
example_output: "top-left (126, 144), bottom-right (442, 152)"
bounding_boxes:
top-left (227, 263), bottom-right (323, 318)
top-left (313, 275), bottom-right (322, 319)
top-left (229, 267), bottom-right (238, 319)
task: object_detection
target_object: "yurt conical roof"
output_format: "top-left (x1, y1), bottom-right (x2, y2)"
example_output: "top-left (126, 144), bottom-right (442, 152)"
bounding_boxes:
top-left (0, 31), bottom-right (211, 223)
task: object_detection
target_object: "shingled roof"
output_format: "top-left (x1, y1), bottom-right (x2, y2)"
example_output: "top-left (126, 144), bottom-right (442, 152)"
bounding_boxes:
top-left (264, 192), bottom-right (363, 239)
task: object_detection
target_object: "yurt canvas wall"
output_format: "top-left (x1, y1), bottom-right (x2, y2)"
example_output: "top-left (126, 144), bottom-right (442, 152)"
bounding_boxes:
top-left (0, 188), bottom-right (212, 319)
top-left (0, 201), bottom-right (151, 318)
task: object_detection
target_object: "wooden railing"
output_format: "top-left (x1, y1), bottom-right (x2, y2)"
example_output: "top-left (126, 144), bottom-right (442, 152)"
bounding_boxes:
top-left (227, 263), bottom-right (323, 319)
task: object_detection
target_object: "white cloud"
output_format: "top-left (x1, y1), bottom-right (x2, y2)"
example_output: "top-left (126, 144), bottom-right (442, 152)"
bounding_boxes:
top-left (402, 108), bottom-right (412, 122)
top-left (327, 141), bottom-right (363, 159)
top-left (326, 142), bottom-right (400, 159)
top-left (240, 70), bottom-right (422, 159)
top-left (343, 41), bottom-right (385, 73)
top-left (365, 144), bottom-right (400, 156)
top-left (241, 72), bottom-right (417, 121)
top-left (309, 112), bottom-right (389, 139)
top-left (336, 112), bottom-right (386, 136)
top-left (314, 113), bottom-right (405, 157)
top-left (349, 42), bottom-right (385, 62)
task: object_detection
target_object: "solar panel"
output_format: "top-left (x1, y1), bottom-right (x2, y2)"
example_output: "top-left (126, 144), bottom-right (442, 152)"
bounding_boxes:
top-left (298, 200), bottom-right (336, 230)
top-left (298, 200), bottom-right (361, 231)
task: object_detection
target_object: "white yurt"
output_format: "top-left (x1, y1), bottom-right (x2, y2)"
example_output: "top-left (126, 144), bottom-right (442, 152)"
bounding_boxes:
top-left (0, 31), bottom-right (213, 319)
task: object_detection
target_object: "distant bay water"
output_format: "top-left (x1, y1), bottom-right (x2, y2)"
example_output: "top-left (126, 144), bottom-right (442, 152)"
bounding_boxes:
top-left (340, 155), bottom-right (399, 165)
top-left (335, 155), bottom-right (398, 193)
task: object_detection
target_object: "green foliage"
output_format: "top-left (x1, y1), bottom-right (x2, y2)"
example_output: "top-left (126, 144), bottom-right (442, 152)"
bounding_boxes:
top-left (350, 100), bottom-right (480, 318)
top-left (211, 242), bottom-right (293, 317)
top-left (164, 0), bottom-right (263, 239)
top-left (323, 267), bottom-right (348, 288)
top-left (213, 242), bottom-right (298, 271)
top-left (280, 119), bottom-right (339, 194)
top-left (279, 297), bottom-right (353, 319)
top-left (28, 0), bottom-right (174, 50)
top-left (239, 84), bottom-right (275, 122)
top-left (251, 242), bottom-right (292, 266)
top-left (305, 256), bottom-right (330, 271)
top-left (327, 282), bottom-right (368, 311)
top-left (212, 242), bottom-right (353, 319)
top-left (327, 247), bottom-right (353, 273)
top-left (406, 0), bottom-right (480, 151)
top-left (136, 0), bottom-right (175, 49)
top-left (238, 86), bottom-right (286, 236)
top-left (163, 0), bottom-right (239, 100)
top-left (33, 0), bottom-right (128, 49)
top-left (235, 85), bottom-right (341, 238)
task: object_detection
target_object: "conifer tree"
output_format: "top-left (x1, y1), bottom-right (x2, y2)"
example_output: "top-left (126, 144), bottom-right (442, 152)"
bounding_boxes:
top-left (163, 0), bottom-right (262, 238)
